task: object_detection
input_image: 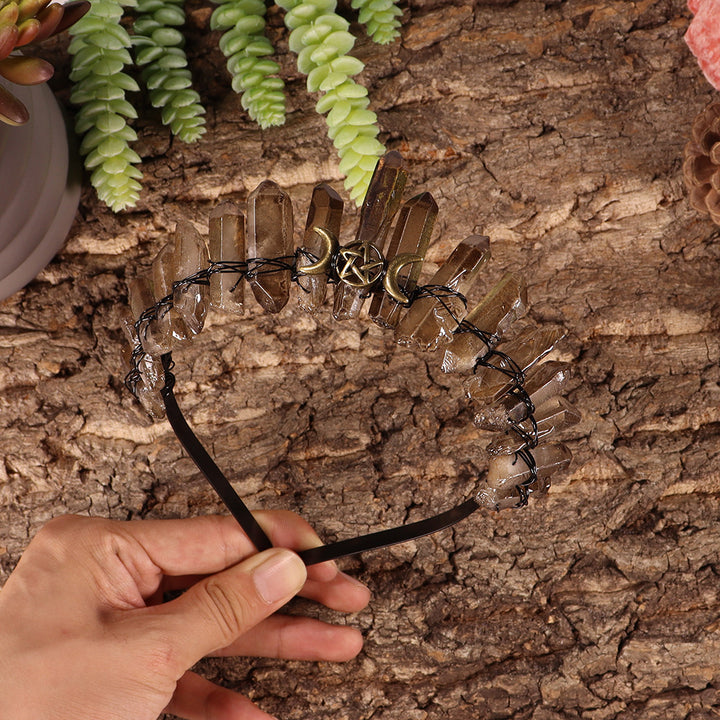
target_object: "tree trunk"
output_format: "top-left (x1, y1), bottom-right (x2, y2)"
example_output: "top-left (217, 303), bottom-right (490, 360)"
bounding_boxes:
top-left (2, 0), bottom-right (719, 717)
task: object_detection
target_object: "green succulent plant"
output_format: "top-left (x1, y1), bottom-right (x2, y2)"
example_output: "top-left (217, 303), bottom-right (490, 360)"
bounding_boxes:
top-left (0, 0), bottom-right (89, 125)
top-left (65, 0), bottom-right (403, 212)
top-left (277, 0), bottom-right (386, 203)
top-left (133, 0), bottom-right (206, 142)
top-left (68, 0), bottom-right (143, 212)
top-left (351, 0), bottom-right (402, 45)
top-left (211, 0), bottom-right (286, 129)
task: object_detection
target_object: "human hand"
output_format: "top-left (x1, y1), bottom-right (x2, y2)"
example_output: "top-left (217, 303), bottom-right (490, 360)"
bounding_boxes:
top-left (0, 512), bottom-right (371, 720)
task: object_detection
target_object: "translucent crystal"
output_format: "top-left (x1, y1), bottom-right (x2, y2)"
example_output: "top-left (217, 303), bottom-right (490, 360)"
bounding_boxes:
top-left (475, 484), bottom-right (525, 511)
top-left (370, 192), bottom-right (438, 329)
top-left (486, 443), bottom-right (572, 490)
top-left (247, 180), bottom-right (294, 313)
top-left (464, 326), bottom-right (565, 403)
top-left (486, 397), bottom-right (581, 455)
top-left (171, 220), bottom-right (210, 336)
top-left (297, 183), bottom-right (343, 313)
top-left (152, 241), bottom-right (191, 342)
top-left (394, 235), bottom-right (491, 351)
top-left (209, 202), bottom-right (246, 315)
top-left (474, 361), bottom-right (572, 430)
top-left (127, 276), bottom-right (171, 357)
top-left (441, 273), bottom-right (527, 373)
top-left (134, 351), bottom-right (166, 419)
top-left (333, 152), bottom-right (407, 320)
top-left (121, 313), bottom-right (166, 419)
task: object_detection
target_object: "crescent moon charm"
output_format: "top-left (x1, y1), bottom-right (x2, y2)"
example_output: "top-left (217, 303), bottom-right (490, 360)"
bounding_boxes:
top-left (297, 227), bottom-right (339, 276)
top-left (383, 253), bottom-right (424, 304)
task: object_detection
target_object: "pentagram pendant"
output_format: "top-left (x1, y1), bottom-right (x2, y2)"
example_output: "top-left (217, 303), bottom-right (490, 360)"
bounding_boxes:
top-left (335, 241), bottom-right (386, 289)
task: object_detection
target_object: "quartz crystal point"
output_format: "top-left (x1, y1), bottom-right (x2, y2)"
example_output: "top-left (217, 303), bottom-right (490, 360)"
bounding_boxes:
top-left (464, 326), bottom-right (565, 403)
top-left (134, 351), bottom-right (166, 419)
top-left (297, 184), bottom-right (343, 313)
top-left (120, 313), bottom-right (165, 419)
top-left (247, 180), bottom-right (294, 313)
top-left (171, 220), bottom-right (210, 336)
top-left (441, 273), bottom-right (527, 373)
top-left (394, 235), bottom-right (491, 351)
top-left (475, 484), bottom-right (526, 511)
top-left (485, 443), bottom-right (572, 491)
top-left (152, 241), bottom-right (191, 342)
top-left (474, 361), bottom-right (572, 430)
top-left (370, 192), bottom-right (438, 329)
top-left (486, 396), bottom-right (581, 455)
top-left (333, 151), bottom-right (407, 320)
top-left (127, 276), bottom-right (171, 357)
top-left (209, 202), bottom-right (246, 315)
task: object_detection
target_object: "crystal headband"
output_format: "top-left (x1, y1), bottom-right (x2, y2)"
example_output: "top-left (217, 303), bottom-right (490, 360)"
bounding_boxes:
top-left (124, 152), bottom-right (578, 565)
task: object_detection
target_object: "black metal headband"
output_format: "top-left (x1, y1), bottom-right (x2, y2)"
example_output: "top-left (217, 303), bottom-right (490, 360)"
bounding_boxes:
top-left (124, 153), bottom-right (577, 565)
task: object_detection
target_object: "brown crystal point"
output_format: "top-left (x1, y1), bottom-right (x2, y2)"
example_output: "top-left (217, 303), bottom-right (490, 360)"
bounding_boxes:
top-left (209, 202), bottom-right (246, 315)
top-left (475, 484), bottom-right (524, 511)
top-left (355, 151), bottom-right (408, 245)
top-left (121, 307), bottom-right (166, 418)
top-left (394, 235), bottom-right (491, 351)
top-left (172, 219), bottom-right (209, 336)
top-left (370, 191), bottom-right (438, 329)
top-left (247, 180), bottom-right (293, 313)
top-left (297, 184), bottom-right (343, 313)
top-left (486, 397), bottom-right (581, 455)
top-left (151, 241), bottom-right (191, 342)
top-left (333, 152), bottom-right (408, 320)
top-left (135, 352), bottom-right (166, 419)
top-left (464, 326), bottom-right (565, 403)
top-left (127, 276), bottom-right (171, 357)
top-left (474, 360), bottom-right (572, 430)
top-left (684, 101), bottom-right (720, 225)
top-left (486, 442), bottom-right (572, 490)
top-left (441, 272), bottom-right (527, 373)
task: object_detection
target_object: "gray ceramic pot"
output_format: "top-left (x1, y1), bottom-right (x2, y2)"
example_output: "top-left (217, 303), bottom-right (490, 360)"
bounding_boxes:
top-left (0, 81), bottom-right (81, 301)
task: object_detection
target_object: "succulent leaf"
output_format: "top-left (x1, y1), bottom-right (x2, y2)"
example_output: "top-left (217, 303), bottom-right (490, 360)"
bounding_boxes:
top-left (52, 1), bottom-right (91, 35)
top-left (68, 0), bottom-right (141, 211)
top-left (0, 23), bottom-right (18, 60)
top-left (0, 0), bottom-right (89, 126)
top-left (15, 17), bottom-right (40, 46)
top-left (350, 0), bottom-right (401, 44)
top-left (211, 0), bottom-right (286, 128)
top-left (33, 2), bottom-right (63, 42)
top-left (132, 0), bottom-right (206, 142)
top-left (0, 54), bottom-right (52, 84)
top-left (276, 0), bottom-right (385, 204)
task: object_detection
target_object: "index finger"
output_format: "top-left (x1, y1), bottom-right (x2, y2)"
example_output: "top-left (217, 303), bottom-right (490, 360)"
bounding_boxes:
top-left (119, 511), bottom-right (337, 582)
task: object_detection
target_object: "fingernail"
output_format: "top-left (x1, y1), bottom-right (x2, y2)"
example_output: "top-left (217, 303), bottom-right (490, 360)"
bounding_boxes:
top-left (253, 550), bottom-right (306, 604)
top-left (339, 571), bottom-right (369, 590)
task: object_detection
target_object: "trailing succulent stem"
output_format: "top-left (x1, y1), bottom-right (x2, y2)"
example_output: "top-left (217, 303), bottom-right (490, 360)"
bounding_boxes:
top-left (133, 0), bottom-right (206, 142)
top-left (210, 0), bottom-right (285, 128)
top-left (61, 0), bottom-right (401, 212)
top-left (68, 0), bottom-right (142, 212)
top-left (351, 0), bottom-right (401, 45)
top-left (276, 0), bottom-right (385, 204)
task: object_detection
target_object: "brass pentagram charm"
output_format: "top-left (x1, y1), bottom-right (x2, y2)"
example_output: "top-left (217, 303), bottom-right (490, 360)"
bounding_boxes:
top-left (336, 242), bottom-right (386, 289)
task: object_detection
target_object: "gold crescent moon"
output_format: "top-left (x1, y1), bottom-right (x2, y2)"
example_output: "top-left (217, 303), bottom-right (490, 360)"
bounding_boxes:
top-left (383, 253), bottom-right (424, 304)
top-left (296, 227), bottom-right (338, 276)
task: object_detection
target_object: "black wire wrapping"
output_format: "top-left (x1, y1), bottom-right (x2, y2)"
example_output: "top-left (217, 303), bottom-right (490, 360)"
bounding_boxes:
top-left (124, 250), bottom-right (543, 563)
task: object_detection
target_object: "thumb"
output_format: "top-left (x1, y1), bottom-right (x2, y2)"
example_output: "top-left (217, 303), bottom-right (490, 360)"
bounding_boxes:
top-left (150, 548), bottom-right (307, 672)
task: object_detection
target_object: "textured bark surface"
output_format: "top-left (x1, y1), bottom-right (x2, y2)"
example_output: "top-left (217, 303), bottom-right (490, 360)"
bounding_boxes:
top-left (2, 0), bottom-right (720, 717)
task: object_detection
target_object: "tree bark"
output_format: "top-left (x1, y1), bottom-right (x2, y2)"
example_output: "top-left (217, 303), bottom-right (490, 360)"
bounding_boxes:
top-left (2, 0), bottom-right (720, 717)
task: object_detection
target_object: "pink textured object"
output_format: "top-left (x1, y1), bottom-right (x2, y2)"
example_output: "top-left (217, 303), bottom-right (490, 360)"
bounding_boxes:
top-left (686, 0), bottom-right (720, 90)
